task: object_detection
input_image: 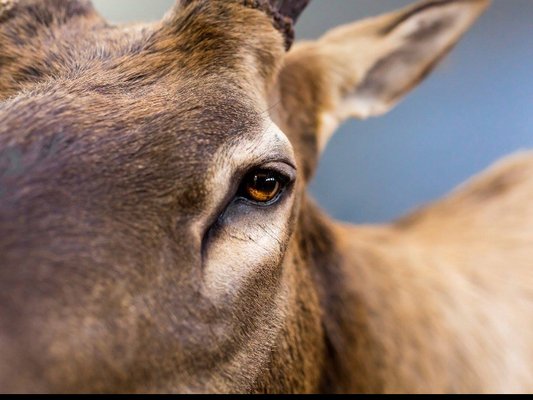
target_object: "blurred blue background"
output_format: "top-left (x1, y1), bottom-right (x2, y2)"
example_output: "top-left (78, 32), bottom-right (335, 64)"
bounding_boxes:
top-left (93, 0), bottom-right (533, 224)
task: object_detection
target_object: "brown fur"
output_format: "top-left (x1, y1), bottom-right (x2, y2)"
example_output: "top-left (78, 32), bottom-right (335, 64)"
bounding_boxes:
top-left (0, 0), bottom-right (531, 394)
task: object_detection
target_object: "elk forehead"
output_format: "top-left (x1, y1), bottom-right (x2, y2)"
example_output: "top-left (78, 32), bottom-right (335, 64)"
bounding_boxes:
top-left (0, 0), bottom-right (290, 101)
top-left (157, 0), bottom-right (288, 93)
top-left (0, 84), bottom-right (285, 216)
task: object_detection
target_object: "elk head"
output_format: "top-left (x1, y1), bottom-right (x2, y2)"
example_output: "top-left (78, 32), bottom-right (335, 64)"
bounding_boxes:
top-left (0, 0), bottom-right (489, 393)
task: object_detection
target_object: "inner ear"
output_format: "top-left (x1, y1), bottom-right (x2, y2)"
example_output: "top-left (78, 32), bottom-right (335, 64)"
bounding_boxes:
top-left (351, 0), bottom-right (490, 118)
top-left (361, 10), bottom-right (460, 101)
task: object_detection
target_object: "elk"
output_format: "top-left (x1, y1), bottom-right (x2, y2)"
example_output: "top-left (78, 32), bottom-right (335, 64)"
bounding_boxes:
top-left (0, 0), bottom-right (532, 394)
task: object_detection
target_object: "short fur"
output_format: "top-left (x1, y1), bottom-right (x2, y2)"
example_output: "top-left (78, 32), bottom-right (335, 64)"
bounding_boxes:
top-left (1, 0), bottom-right (531, 394)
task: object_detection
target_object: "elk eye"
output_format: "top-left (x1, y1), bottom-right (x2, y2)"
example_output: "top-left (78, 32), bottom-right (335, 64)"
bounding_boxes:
top-left (239, 169), bottom-right (287, 204)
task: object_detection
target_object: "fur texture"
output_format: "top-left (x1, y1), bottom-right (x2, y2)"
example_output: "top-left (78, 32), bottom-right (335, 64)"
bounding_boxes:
top-left (1, 0), bottom-right (531, 394)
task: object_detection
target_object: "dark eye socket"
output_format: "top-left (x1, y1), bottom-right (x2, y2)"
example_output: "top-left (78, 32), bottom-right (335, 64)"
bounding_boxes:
top-left (238, 169), bottom-right (289, 205)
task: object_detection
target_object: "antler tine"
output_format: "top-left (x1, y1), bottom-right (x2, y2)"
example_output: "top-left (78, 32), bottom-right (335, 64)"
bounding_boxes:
top-left (265, 0), bottom-right (311, 49)
top-left (274, 0), bottom-right (311, 24)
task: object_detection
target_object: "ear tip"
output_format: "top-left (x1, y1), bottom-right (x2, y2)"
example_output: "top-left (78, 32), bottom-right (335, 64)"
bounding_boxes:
top-left (417, 0), bottom-right (491, 12)
top-left (470, 0), bottom-right (492, 9)
top-left (458, 0), bottom-right (492, 12)
top-left (480, 0), bottom-right (492, 11)
top-left (464, 0), bottom-right (492, 20)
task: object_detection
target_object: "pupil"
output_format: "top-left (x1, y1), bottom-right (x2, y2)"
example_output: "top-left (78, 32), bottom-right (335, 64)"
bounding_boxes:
top-left (254, 174), bottom-right (277, 193)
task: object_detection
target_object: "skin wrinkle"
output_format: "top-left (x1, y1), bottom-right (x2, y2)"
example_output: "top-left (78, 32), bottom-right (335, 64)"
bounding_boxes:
top-left (2, 0), bottom-right (532, 395)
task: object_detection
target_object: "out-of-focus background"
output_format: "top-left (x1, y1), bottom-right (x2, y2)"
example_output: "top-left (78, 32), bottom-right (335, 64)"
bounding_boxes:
top-left (93, 0), bottom-right (533, 224)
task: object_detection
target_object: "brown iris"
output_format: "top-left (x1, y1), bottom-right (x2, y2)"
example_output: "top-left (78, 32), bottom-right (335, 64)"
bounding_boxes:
top-left (242, 170), bottom-right (283, 203)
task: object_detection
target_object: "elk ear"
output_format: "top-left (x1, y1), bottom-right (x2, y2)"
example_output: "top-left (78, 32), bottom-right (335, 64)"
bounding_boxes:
top-left (274, 0), bottom-right (490, 154)
top-left (0, 0), bottom-right (102, 98)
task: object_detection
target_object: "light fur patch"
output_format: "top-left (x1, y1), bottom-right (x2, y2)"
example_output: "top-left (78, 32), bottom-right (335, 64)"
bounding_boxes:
top-left (200, 119), bottom-right (295, 301)
top-left (0, 0), bottom-right (14, 17)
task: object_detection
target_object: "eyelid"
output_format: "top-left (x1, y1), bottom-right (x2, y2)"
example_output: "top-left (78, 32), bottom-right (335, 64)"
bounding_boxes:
top-left (201, 160), bottom-right (297, 259)
top-left (202, 161), bottom-right (296, 232)
top-left (256, 161), bottom-right (297, 182)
